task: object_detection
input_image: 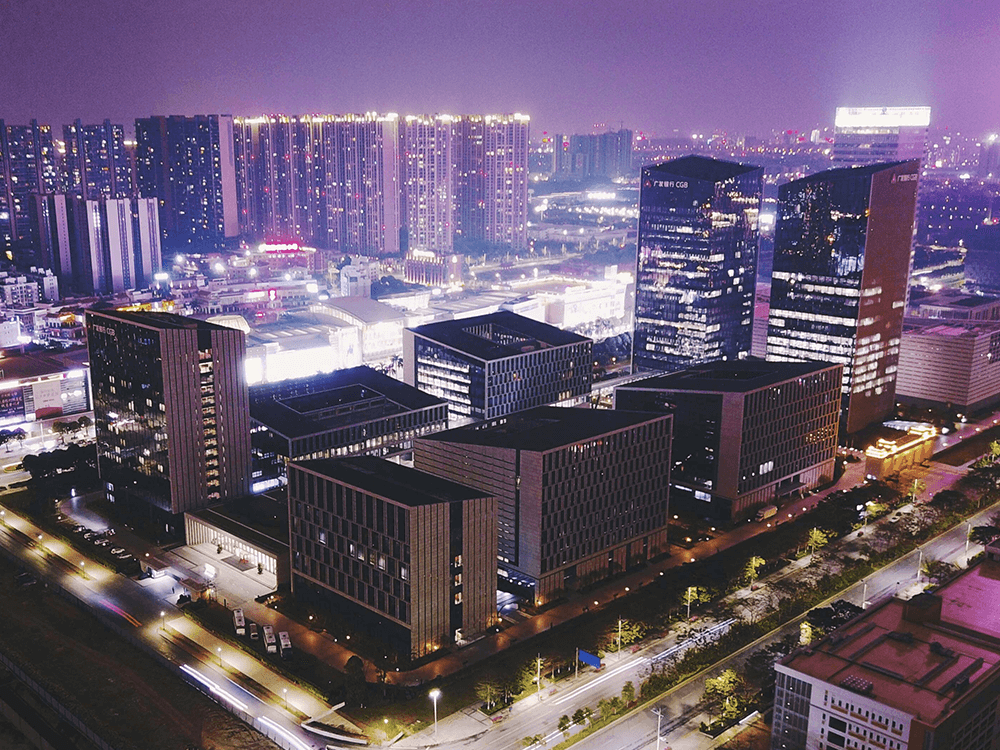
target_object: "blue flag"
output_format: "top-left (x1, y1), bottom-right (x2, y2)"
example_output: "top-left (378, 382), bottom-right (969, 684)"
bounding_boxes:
top-left (578, 649), bottom-right (601, 668)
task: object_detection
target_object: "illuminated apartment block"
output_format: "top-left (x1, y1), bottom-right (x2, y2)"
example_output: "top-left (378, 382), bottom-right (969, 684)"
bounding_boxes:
top-left (403, 115), bottom-right (453, 254)
top-left (766, 161), bottom-right (920, 436)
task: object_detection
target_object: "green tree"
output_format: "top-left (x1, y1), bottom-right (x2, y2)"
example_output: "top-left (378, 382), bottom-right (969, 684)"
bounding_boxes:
top-left (558, 715), bottom-right (571, 735)
top-left (921, 557), bottom-right (957, 583)
top-left (344, 655), bottom-right (367, 707)
top-left (522, 735), bottom-right (544, 747)
top-left (704, 669), bottom-right (744, 721)
top-left (807, 527), bottom-right (830, 556)
top-left (744, 555), bottom-right (765, 586)
top-left (476, 677), bottom-right (501, 710)
top-left (621, 680), bottom-right (635, 705)
top-left (572, 707), bottom-right (590, 726)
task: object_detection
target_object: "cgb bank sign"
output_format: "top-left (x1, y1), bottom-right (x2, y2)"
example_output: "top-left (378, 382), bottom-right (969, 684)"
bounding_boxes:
top-left (645, 179), bottom-right (690, 189)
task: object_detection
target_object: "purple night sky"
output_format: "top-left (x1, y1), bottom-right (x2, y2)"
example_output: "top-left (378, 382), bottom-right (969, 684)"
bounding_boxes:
top-left (2, 0), bottom-right (997, 136)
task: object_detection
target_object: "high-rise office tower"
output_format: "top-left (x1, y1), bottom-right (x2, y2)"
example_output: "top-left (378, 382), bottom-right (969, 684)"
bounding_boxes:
top-left (833, 107), bottom-right (931, 167)
top-left (32, 195), bottom-right (161, 295)
top-left (402, 115), bottom-right (454, 253)
top-left (766, 161), bottom-right (920, 436)
top-left (0, 120), bottom-right (60, 252)
top-left (87, 311), bottom-right (251, 532)
top-left (61, 119), bottom-right (131, 200)
top-left (453, 114), bottom-right (529, 251)
top-left (632, 155), bottom-right (763, 373)
top-left (134, 115), bottom-right (239, 251)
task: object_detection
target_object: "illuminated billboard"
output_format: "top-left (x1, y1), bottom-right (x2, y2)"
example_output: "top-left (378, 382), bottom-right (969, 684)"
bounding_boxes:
top-left (834, 106), bottom-right (931, 129)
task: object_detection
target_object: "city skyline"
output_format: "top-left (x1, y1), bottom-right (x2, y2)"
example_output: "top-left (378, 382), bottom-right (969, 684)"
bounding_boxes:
top-left (2, 0), bottom-right (997, 137)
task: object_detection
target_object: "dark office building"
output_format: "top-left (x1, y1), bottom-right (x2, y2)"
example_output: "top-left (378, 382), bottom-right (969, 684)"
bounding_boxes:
top-left (249, 366), bottom-right (448, 492)
top-left (134, 115), bottom-right (238, 251)
top-left (615, 360), bottom-right (841, 522)
top-left (633, 156), bottom-right (763, 373)
top-left (553, 130), bottom-right (634, 181)
top-left (87, 311), bottom-right (251, 532)
top-left (766, 161), bottom-right (920, 436)
top-left (415, 406), bottom-right (671, 603)
top-left (0, 119), bottom-right (60, 253)
top-left (61, 120), bottom-right (131, 200)
top-left (403, 311), bottom-right (592, 423)
top-left (288, 457), bottom-right (498, 658)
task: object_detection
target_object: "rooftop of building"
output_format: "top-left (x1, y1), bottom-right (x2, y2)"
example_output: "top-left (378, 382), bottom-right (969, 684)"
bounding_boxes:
top-left (317, 296), bottom-right (406, 324)
top-left (0, 346), bottom-right (89, 382)
top-left (902, 318), bottom-right (1000, 338)
top-left (291, 456), bottom-right (490, 507)
top-left (645, 155), bottom-right (761, 183)
top-left (617, 359), bottom-right (840, 394)
top-left (249, 366), bottom-right (445, 439)
top-left (783, 160), bottom-right (918, 186)
top-left (419, 405), bottom-right (668, 452)
top-left (408, 311), bottom-right (590, 361)
top-left (913, 291), bottom-right (1000, 311)
top-left (781, 560), bottom-right (1000, 727)
top-left (187, 494), bottom-right (289, 553)
top-left (86, 309), bottom-right (233, 332)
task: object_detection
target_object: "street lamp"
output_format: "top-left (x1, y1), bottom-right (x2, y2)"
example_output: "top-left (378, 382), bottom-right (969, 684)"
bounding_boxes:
top-left (618, 618), bottom-right (623, 661)
top-left (283, 687), bottom-right (288, 709)
top-left (966, 522), bottom-right (973, 565)
top-left (652, 707), bottom-right (665, 750)
top-left (429, 688), bottom-right (441, 735)
top-left (160, 611), bottom-right (166, 630)
top-left (217, 646), bottom-right (222, 666)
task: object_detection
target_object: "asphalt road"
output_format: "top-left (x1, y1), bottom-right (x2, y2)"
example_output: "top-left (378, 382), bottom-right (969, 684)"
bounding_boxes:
top-left (0, 508), bottom-right (326, 750)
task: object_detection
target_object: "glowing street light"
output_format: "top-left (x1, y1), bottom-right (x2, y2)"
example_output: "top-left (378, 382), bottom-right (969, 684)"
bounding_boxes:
top-left (283, 687), bottom-right (288, 709)
top-left (429, 688), bottom-right (441, 735)
top-left (160, 610), bottom-right (166, 630)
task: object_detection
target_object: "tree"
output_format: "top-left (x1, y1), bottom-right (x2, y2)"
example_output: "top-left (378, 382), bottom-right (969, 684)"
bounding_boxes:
top-left (807, 527), bottom-right (830, 556)
top-left (704, 669), bottom-right (744, 721)
top-left (922, 557), bottom-right (957, 583)
top-left (476, 678), bottom-right (501, 710)
top-left (572, 707), bottom-right (591, 726)
top-left (522, 735), bottom-right (544, 747)
top-left (344, 655), bottom-right (367, 707)
top-left (744, 556), bottom-right (765, 586)
top-left (807, 600), bottom-right (863, 637)
top-left (621, 680), bottom-right (635, 705)
top-left (930, 489), bottom-right (966, 511)
top-left (51, 421), bottom-right (69, 444)
top-left (558, 715), bottom-right (571, 735)
top-left (970, 525), bottom-right (1000, 545)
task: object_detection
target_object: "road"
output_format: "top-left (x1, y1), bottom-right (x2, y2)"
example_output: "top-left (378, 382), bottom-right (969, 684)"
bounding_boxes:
top-left (568, 496), bottom-right (997, 750)
top-left (0, 503), bottom-right (328, 750)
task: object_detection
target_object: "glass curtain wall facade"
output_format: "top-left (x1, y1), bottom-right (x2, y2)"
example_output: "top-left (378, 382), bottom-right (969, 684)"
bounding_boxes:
top-left (766, 161), bottom-right (920, 435)
top-left (633, 156), bottom-right (763, 373)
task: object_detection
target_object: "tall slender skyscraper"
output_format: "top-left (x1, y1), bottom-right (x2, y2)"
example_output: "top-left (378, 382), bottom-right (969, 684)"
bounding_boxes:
top-left (87, 311), bottom-right (251, 533)
top-left (766, 160), bottom-right (920, 436)
top-left (402, 115), bottom-right (453, 253)
top-left (61, 119), bottom-right (131, 199)
top-left (134, 115), bottom-right (238, 251)
top-left (833, 107), bottom-right (931, 167)
top-left (632, 155), bottom-right (763, 373)
top-left (0, 119), bottom-right (59, 252)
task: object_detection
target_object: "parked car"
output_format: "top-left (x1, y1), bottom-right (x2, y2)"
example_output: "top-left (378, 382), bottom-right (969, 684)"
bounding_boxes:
top-left (83, 532), bottom-right (98, 541)
top-left (110, 547), bottom-right (125, 556)
top-left (94, 538), bottom-right (110, 547)
top-left (114, 551), bottom-right (132, 560)
top-left (73, 525), bottom-right (87, 534)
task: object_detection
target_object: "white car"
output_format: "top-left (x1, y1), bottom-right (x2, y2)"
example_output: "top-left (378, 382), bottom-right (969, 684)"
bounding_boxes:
top-left (110, 547), bottom-right (126, 556)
